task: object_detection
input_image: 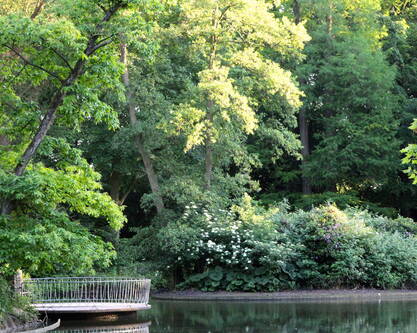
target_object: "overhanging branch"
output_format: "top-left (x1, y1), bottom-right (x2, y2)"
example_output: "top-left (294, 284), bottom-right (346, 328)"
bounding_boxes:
top-left (3, 45), bottom-right (64, 82)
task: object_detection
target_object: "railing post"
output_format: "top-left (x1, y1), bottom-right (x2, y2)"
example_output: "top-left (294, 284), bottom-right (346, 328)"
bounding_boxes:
top-left (14, 269), bottom-right (23, 296)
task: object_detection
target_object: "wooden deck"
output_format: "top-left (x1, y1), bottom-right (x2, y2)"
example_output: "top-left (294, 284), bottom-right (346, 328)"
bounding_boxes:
top-left (33, 303), bottom-right (151, 313)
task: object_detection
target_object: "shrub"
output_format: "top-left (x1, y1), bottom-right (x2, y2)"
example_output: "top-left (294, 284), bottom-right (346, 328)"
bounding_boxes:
top-left (0, 277), bottom-right (35, 328)
top-left (278, 205), bottom-right (417, 289)
top-left (131, 198), bottom-right (417, 291)
top-left (157, 197), bottom-right (301, 291)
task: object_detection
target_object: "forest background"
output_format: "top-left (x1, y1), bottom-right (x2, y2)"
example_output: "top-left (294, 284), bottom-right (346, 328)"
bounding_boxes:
top-left (2, 0), bottom-right (417, 316)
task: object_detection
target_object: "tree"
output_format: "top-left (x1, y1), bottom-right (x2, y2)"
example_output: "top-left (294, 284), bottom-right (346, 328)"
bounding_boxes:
top-left (0, 138), bottom-right (124, 276)
top-left (0, 0), bottom-right (150, 214)
top-left (120, 43), bottom-right (165, 214)
top-left (167, 0), bottom-right (309, 194)
top-left (0, 0), bottom-right (158, 275)
top-left (297, 0), bottom-right (400, 191)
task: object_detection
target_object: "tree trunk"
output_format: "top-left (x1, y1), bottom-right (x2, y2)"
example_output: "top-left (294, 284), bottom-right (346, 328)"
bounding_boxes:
top-left (203, 12), bottom-right (218, 191)
top-left (204, 134), bottom-right (213, 191)
top-left (109, 171), bottom-right (122, 204)
top-left (293, 0), bottom-right (312, 195)
top-left (299, 110), bottom-right (311, 194)
top-left (0, 135), bottom-right (10, 146)
top-left (30, 0), bottom-right (45, 19)
top-left (14, 101), bottom-right (60, 176)
top-left (109, 171), bottom-right (122, 242)
top-left (120, 44), bottom-right (165, 214)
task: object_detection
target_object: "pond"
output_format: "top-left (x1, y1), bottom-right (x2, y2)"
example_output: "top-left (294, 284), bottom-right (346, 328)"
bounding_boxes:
top-left (52, 298), bottom-right (417, 332)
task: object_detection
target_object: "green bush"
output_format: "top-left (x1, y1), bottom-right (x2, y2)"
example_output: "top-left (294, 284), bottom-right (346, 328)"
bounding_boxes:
top-left (158, 198), bottom-right (300, 291)
top-left (259, 191), bottom-right (398, 217)
top-left (131, 198), bottom-right (417, 291)
top-left (278, 205), bottom-right (417, 289)
top-left (106, 238), bottom-right (168, 290)
top-left (0, 277), bottom-right (35, 328)
top-left (0, 214), bottom-right (115, 277)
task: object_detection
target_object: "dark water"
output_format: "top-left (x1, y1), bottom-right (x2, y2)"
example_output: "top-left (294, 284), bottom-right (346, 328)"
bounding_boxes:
top-left (53, 299), bottom-right (417, 333)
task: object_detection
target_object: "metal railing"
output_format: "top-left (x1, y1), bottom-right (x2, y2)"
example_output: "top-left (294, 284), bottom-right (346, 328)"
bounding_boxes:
top-left (57, 329), bottom-right (149, 333)
top-left (56, 323), bottom-right (151, 333)
top-left (20, 277), bottom-right (151, 304)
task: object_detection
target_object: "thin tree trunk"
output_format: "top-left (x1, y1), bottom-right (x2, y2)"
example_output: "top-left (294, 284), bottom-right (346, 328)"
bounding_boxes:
top-left (204, 119), bottom-right (213, 191)
top-left (120, 44), bottom-right (165, 214)
top-left (0, 135), bottom-right (10, 146)
top-left (203, 10), bottom-right (219, 191)
top-left (293, 0), bottom-right (312, 194)
top-left (30, 0), bottom-right (45, 19)
top-left (109, 171), bottom-right (122, 204)
top-left (324, 2), bottom-right (337, 192)
top-left (109, 171), bottom-right (122, 242)
top-left (299, 110), bottom-right (311, 194)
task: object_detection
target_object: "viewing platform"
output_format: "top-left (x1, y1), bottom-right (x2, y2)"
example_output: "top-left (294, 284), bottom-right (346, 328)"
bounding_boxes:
top-left (55, 322), bottom-right (151, 333)
top-left (18, 277), bottom-right (151, 314)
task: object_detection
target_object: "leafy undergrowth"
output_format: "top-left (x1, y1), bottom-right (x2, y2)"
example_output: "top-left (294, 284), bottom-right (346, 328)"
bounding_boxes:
top-left (125, 197), bottom-right (417, 291)
top-left (0, 277), bottom-right (37, 330)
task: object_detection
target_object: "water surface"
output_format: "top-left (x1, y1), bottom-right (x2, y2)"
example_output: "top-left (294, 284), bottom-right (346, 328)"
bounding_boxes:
top-left (54, 298), bottom-right (417, 332)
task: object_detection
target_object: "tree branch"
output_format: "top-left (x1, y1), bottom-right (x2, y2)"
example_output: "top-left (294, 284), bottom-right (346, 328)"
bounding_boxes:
top-left (30, 0), bottom-right (46, 20)
top-left (97, 3), bottom-right (107, 13)
top-left (1, 63), bottom-right (27, 85)
top-left (86, 38), bottom-right (115, 56)
top-left (40, 38), bottom-right (74, 70)
top-left (3, 45), bottom-right (63, 82)
top-left (120, 178), bottom-right (138, 205)
top-left (219, 5), bottom-right (234, 22)
top-left (84, 4), bottom-right (123, 56)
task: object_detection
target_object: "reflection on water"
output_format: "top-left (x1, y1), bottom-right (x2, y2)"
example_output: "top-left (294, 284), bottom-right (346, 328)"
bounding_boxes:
top-left (54, 298), bottom-right (417, 333)
top-left (142, 299), bottom-right (417, 332)
top-left (52, 315), bottom-right (150, 333)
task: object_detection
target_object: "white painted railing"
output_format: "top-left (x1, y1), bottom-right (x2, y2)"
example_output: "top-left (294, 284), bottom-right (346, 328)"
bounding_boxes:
top-left (57, 322), bottom-right (150, 333)
top-left (20, 277), bottom-right (151, 304)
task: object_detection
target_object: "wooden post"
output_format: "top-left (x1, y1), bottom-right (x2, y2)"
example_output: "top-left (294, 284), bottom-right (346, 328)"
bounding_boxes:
top-left (14, 269), bottom-right (23, 295)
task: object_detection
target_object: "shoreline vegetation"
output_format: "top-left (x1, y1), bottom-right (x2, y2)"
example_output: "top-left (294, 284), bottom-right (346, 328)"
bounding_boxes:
top-left (0, 277), bottom-right (38, 333)
top-left (152, 289), bottom-right (417, 302)
top-left (0, 315), bottom-right (41, 333)
top-left (133, 204), bottom-right (417, 292)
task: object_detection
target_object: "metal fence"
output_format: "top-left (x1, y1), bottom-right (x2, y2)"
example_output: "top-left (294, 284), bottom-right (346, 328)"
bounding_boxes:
top-left (20, 277), bottom-right (151, 304)
top-left (57, 329), bottom-right (149, 333)
top-left (56, 323), bottom-right (150, 333)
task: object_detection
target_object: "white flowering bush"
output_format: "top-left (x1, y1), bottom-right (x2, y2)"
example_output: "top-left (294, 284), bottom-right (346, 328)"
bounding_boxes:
top-left (158, 199), bottom-right (301, 291)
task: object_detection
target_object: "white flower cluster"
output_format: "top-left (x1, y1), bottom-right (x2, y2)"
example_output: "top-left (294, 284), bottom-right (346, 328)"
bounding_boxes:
top-left (179, 203), bottom-right (255, 267)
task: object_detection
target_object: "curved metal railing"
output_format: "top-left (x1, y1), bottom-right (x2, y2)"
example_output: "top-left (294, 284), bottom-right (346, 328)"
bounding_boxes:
top-left (20, 277), bottom-right (151, 304)
top-left (58, 328), bottom-right (149, 333)
top-left (56, 322), bottom-right (151, 333)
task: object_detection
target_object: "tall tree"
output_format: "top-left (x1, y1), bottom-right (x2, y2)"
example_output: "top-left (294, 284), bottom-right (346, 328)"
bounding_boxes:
top-left (298, 0), bottom-right (400, 191)
top-left (293, 0), bottom-right (312, 194)
top-left (0, 0), bottom-right (161, 275)
top-left (0, 0), bottom-right (150, 214)
top-left (120, 44), bottom-right (165, 214)
top-left (168, 0), bottom-right (309, 193)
